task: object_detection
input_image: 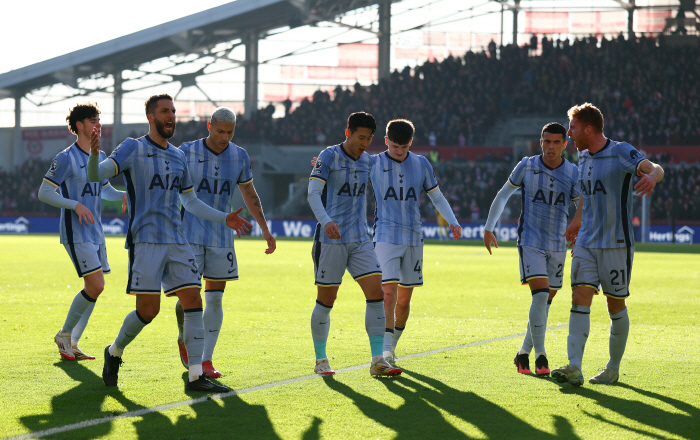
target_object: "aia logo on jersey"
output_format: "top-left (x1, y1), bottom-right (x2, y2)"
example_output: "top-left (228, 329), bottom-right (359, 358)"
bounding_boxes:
top-left (532, 189), bottom-right (566, 206)
top-left (384, 186), bottom-right (417, 201)
top-left (337, 182), bottom-right (366, 197)
top-left (149, 174), bottom-right (181, 191)
top-left (81, 182), bottom-right (103, 197)
top-left (196, 178), bottom-right (231, 196)
top-left (581, 180), bottom-right (608, 196)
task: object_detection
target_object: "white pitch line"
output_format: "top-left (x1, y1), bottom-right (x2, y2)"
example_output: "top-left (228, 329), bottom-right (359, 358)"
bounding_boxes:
top-left (5, 324), bottom-right (568, 440)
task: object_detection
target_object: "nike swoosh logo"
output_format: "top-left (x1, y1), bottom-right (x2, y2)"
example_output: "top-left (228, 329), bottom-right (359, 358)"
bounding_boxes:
top-left (383, 168), bottom-right (392, 172)
top-left (534, 171), bottom-right (543, 174)
top-left (319, 321), bottom-right (328, 325)
top-left (340, 166), bottom-right (349, 169)
top-left (194, 337), bottom-right (204, 340)
top-left (148, 153), bottom-right (157, 157)
top-left (228, 269), bottom-right (236, 274)
top-left (199, 159), bottom-right (208, 163)
top-left (614, 287), bottom-right (625, 292)
top-left (80, 164), bottom-right (87, 168)
top-left (208, 329), bottom-right (219, 333)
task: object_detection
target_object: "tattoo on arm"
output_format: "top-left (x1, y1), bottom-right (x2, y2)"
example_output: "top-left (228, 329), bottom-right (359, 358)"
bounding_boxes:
top-left (258, 211), bottom-right (266, 222)
top-left (252, 194), bottom-right (261, 208)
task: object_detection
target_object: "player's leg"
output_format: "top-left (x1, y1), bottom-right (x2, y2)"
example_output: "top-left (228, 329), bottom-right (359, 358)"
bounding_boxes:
top-left (176, 244), bottom-right (205, 370)
top-left (552, 246), bottom-right (598, 386)
top-left (310, 240), bottom-right (345, 375)
top-left (515, 246), bottom-right (549, 374)
top-left (590, 247), bottom-right (632, 385)
top-left (374, 242), bottom-right (402, 362)
top-left (56, 243), bottom-right (105, 361)
top-left (350, 242), bottom-right (400, 377)
top-left (202, 279), bottom-right (226, 378)
top-left (313, 285), bottom-right (339, 375)
top-left (393, 286), bottom-right (414, 356)
top-left (164, 244), bottom-right (227, 392)
top-left (391, 244), bottom-right (422, 362)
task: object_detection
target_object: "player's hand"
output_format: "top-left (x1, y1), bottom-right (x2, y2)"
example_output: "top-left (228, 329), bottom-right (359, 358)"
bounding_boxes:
top-left (634, 173), bottom-right (657, 197)
top-left (89, 127), bottom-right (101, 156)
top-left (75, 203), bottom-right (95, 225)
top-left (262, 230), bottom-right (276, 254)
top-left (122, 193), bottom-right (128, 213)
top-left (311, 157), bottom-right (318, 167)
top-left (450, 224), bottom-right (462, 240)
top-left (483, 230), bottom-right (498, 255)
top-left (226, 207), bottom-right (253, 238)
top-left (563, 220), bottom-right (581, 247)
top-left (324, 221), bottom-right (340, 240)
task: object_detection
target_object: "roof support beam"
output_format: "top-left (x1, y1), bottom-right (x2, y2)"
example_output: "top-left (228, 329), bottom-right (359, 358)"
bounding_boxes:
top-left (113, 71), bottom-right (123, 150)
top-left (378, 0), bottom-right (391, 80)
top-left (244, 32), bottom-right (259, 118)
top-left (12, 94), bottom-right (21, 169)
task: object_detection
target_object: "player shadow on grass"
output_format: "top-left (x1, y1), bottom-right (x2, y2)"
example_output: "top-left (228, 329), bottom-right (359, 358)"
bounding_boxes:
top-left (322, 371), bottom-right (577, 439)
top-left (558, 382), bottom-right (700, 439)
top-left (20, 360), bottom-right (172, 439)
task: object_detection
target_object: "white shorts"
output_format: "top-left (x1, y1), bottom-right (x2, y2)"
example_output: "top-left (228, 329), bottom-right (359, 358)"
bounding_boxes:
top-left (64, 242), bottom-right (110, 277)
top-left (571, 245), bottom-right (634, 299)
top-left (311, 241), bottom-right (382, 286)
top-left (127, 243), bottom-right (201, 296)
top-left (190, 244), bottom-right (238, 282)
top-left (518, 245), bottom-right (566, 289)
top-left (374, 242), bottom-right (423, 288)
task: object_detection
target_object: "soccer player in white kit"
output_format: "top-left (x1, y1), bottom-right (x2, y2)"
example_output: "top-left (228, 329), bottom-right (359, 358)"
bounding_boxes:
top-left (483, 122), bottom-right (579, 376)
top-left (552, 103), bottom-right (664, 386)
top-left (39, 102), bottom-right (126, 361)
top-left (176, 107), bottom-right (276, 378)
top-left (370, 119), bottom-right (462, 364)
top-left (88, 94), bottom-right (252, 392)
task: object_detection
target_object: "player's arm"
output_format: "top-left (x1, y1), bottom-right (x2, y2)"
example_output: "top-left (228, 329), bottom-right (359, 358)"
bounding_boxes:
top-left (179, 191), bottom-right (252, 238)
top-left (238, 180), bottom-right (276, 254)
top-left (564, 194), bottom-right (583, 248)
top-left (38, 180), bottom-right (94, 225)
top-left (482, 181), bottom-right (519, 254)
top-left (87, 130), bottom-right (118, 182)
top-left (635, 160), bottom-right (664, 197)
top-left (101, 183), bottom-right (128, 213)
top-left (426, 187), bottom-right (462, 239)
top-left (308, 178), bottom-right (339, 239)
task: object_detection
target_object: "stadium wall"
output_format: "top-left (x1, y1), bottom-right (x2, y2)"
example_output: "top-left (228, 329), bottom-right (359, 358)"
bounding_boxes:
top-left (2, 216), bottom-right (697, 245)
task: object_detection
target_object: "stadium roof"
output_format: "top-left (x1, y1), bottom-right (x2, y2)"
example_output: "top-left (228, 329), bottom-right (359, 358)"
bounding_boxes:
top-left (0, 0), bottom-right (386, 99)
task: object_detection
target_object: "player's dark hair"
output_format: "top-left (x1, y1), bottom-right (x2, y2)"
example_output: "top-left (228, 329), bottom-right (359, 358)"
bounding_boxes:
top-left (386, 119), bottom-right (415, 145)
top-left (347, 112), bottom-right (376, 135)
top-left (541, 122), bottom-right (567, 141)
top-left (66, 102), bottom-right (100, 135)
top-left (567, 103), bottom-right (604, 133)
top-left (145, 94), bottom-right (174, 115)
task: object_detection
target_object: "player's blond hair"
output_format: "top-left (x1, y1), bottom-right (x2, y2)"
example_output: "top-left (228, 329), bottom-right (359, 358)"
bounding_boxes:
top-left (567, 103), bottom-right (604, 133)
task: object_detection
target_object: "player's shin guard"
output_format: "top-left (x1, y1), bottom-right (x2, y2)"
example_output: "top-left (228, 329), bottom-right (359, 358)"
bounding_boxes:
top-left (606, 308), bottom-right (629, 371)
top-left (112, 310), bottom-right (150, 355)
top-left (62, 290), bottom-right (95, 336)
top-left (311, 300), bottom-right (332, 359)
top-left (365, 299), bottom-right (385, 357)
top-left (392, 325), bottom-right (405, 349)
top-left (202, 290), bottom-right (224, 363)
top-left (71, 300), bottom-right (95, 344)
top-left (567, 305), bottom-right (591, 369)
top-left (529, 290), bottom-right (549, 354)
top-left (183, 308), bottom-right (205, 382)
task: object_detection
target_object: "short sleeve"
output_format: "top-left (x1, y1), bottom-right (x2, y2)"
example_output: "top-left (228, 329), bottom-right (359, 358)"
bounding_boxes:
top-left (569, 164), bottom-right (580, 200)
top-left (180, 161), bottom-right (194, 193)
top-left (421, 156), bottom-right (439, 193)
top-left (616, 143), bottom-right (647, 175)
top-left (508, 159), bottom-right (527, 187)
top-left (109, 139), bottom-right (136, 175)
top-left (43, 153), bottom-right (70, 188)
top-left (237, 149), bottom-right (254, 184)
top-left (310, 149), bottom-right (332, 183)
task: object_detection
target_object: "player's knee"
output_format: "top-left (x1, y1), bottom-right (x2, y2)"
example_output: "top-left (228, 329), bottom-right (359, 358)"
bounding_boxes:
top-left (548, 289), bottom-right (557, 300)
top-left (138, 304), bottom-right (160, 322)
top-left (606, 297), bottom-right (626, 314)
top-left (572, 288), bottom-right (594, 306)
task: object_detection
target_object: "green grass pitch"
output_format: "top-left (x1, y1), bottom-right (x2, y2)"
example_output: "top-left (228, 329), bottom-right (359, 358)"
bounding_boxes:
top-left (0, 235), bottom-right (698, 439)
